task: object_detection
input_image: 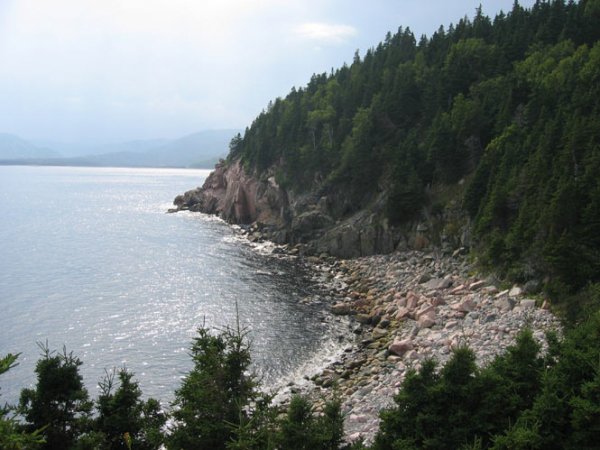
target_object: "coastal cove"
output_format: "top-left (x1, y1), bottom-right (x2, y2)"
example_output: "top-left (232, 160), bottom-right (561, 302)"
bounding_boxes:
top-left (218, 227), bottom-right (561, 445)
top-left (0, 166), bottom-right (350, 406)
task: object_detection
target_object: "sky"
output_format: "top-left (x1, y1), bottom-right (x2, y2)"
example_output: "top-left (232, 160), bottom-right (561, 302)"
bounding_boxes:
top-left (0, 0), bottom-right (537, 145)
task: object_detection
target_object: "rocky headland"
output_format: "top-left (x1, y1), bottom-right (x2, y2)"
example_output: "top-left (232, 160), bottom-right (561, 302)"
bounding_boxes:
top-left (172, 159), bottom-right (426, 258)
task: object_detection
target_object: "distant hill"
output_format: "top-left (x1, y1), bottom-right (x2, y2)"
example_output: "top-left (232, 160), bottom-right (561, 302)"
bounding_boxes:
top-left (0, 129), bottom-right (241, 168)
top-left (87, 130), bottom-right (240, 167)
top-left (0, 133), bottom-right (60, 160)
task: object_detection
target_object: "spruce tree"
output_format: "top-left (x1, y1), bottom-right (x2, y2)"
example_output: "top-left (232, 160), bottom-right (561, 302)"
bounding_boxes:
top-left (19, 343), bottom-right (92, 450)
top-left (167, 325), bottom-right (257, 450)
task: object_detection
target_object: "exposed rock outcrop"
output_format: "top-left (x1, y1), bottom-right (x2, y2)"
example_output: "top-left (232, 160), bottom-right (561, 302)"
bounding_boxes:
top-left (173, 159), bottom-right (415, 257)
top-left (174, 160), bottom-right (289, 234)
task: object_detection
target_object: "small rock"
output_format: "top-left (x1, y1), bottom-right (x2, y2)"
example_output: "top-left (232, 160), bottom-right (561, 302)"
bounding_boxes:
top-left (388, 338), bottom-right (413, 356)
top-left (483, 285), bottom-right (499, 294)
top-left (406, 293), bottom-right (419, 310)
top-left (469, 280), bottom-right (486, 291)
top-left (449, 284), bottom-right (466, 295)
top-left (331, 303), bottom-right (352, 315)
top-left (417, 313), bottom-right (436, 329)
top-left (495, 297), bottom-right (515, 312)
top-left (416, 305), bottom-right (435, 319)
top-left (541, 300), bottom-right (551, 310)
top-left (378, 317), bottom-right (391, 328)
top-left (520, 299), bottom-right (536, 309)
top-left (452, 247), bottom-right (467, 257)
top-left (509, 285), bottom-right (523, 297)
top-left (423, 277), bottom-right (453, 291)
top-left (371, 327), bottom-right (388, 339)
top-left (355, 313), bottom-right (371, 324)
top-left (418, 273), bottom-right (432, 284)
top-left (454, 298), bottom-right (476, 312)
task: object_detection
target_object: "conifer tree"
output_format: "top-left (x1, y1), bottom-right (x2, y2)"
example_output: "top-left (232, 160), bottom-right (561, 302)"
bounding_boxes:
top-left (19, 343), bottom-right (92, 450)
top-left (167, 324), bottom-right (257, 450)
top-left (0, 353), bottom-right (45, 449)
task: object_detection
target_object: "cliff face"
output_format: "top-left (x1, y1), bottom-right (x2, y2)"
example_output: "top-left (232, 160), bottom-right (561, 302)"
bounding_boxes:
top-left (174, 160), bottom-right (289, 231)
top-left (173, 159), bottom-right (410, 257)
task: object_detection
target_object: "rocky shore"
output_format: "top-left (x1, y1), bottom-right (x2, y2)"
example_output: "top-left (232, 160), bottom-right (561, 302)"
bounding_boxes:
top-left (168, 213), bottom-right (559, 445)
top-left (235, 227), bottom-right (561, 445)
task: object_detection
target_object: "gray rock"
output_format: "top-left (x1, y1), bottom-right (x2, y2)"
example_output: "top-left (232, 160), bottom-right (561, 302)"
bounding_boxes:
top-left (423, 277), bottom-right (453, 291)
top-left (418, 273), bottom-right (432, 284)
top-left (509, 285), bottom-right (523, 297)
top-left (520, 299), bottom-right (536, 310)
top-left (495, 297), bottom-right (515, 312)
top-left (331, 303), bottom-right (352, 315)
top-left (291, 210), bottom-right (334, 234)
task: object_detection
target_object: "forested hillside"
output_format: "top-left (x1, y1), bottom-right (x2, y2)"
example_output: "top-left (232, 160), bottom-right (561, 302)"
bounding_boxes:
top-left (226, 0), bottom-right (600, 311)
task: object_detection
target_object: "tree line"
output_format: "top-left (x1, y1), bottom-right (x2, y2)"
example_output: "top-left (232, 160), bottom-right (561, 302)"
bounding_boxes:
top-left (227, 0), bottom-right (600, 312)
top-left (2, 310), bottom-right (599, 449)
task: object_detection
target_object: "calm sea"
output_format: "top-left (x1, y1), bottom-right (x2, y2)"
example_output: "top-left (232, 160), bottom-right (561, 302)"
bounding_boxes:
top-left (0, 166), bottom-right (345, 405)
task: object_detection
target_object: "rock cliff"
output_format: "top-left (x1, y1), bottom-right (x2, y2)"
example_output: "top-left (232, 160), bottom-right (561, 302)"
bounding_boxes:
top-left (174, 160), bottom-right (288, 229)
top-left (173, 158), bottom-right (471, 258)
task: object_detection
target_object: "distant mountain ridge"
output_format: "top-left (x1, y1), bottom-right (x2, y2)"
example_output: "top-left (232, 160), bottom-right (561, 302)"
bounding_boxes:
top-left (0, 133), bottom-right (60, 160)
top-left (0, 129), bottom-right (241, 168)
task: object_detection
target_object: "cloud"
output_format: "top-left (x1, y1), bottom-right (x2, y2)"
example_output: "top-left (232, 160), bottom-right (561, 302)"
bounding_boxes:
top-left (293, 22), bottom-right (357, 44)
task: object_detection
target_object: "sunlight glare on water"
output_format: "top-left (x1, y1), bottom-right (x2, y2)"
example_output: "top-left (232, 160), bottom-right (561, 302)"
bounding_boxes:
top-left (0, 166), bottom-right (345, 405)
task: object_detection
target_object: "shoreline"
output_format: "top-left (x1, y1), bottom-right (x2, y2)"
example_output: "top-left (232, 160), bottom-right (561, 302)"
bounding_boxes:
top-left (215, 221), bottom-right (562, 445)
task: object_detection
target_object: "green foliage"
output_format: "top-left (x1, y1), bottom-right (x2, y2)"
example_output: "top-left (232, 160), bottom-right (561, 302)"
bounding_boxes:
top-left (373, 314), bottom-right (600, 450)
top-left (94, 368), bottom-right (166, 450)
top-left (167, 324), bottom-right (258, 450)
top-left (227, 393), bottom-right (278, 450)
top-left (19, 343), bottom-right (93, 450)
top-left (277, 395), bottom-right (344, 450)
top-left (1, 354), bottom-right (45, 449)
top-left (373, 330), bottom-right (546, 450)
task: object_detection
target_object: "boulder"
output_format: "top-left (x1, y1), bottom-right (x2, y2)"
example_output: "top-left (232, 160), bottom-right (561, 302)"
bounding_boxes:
top-left (331, 303), bottom-right (352, 315)
top-left (509, 285), bottom-right (523, 297)
top-left (417, 314), bottom-right (436, 329)
top-left (416, 305), bottom-right (435, 319)
top-left (469, 280), bottom-right (487, 291)
top-left (520, 299), bottom-right (536, 310)
top-left (454, 298), bottom-right (476, 312)
top-left (406, 292), bottom-right (419, 310)
top-left (423, 277), bottom-right (453, 291)
top-left (395, 307), bottom-right (410, 320)
top-left (291, 210), bottom-right (334, 234)
top-left (388, 339), bottom-right (413, 356)
top-left (495, 297), bottom-right (515, 312)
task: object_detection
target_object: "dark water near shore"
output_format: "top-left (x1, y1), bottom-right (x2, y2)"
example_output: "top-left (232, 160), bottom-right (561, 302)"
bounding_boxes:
top-left (0, 166), bottom-right (344, 405)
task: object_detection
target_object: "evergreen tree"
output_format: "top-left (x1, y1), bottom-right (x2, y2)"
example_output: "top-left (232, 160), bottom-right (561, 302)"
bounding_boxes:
top-left (167, 324), bottom-right (257, 450)
top-left (19, 343), bottom-right (92, 450)
top-left (277, 395), bottom-right (345, 450)
top-left (0, 354), bottom-right (45, 449)
top-left (95, 368), bottom-right (165, 450)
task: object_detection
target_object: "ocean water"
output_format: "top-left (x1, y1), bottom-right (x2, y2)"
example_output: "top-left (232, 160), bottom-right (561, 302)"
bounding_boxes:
top-left (0, 166), bottom-right (345, 406)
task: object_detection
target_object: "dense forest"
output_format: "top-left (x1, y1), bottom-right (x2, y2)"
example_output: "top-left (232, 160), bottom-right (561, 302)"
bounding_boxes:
top-left (229, 0), bottom-right (600, 314)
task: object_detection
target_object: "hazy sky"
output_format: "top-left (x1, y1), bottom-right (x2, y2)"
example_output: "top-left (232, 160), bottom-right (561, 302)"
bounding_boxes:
top-left (0, 0), bottom-right (536, 144)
